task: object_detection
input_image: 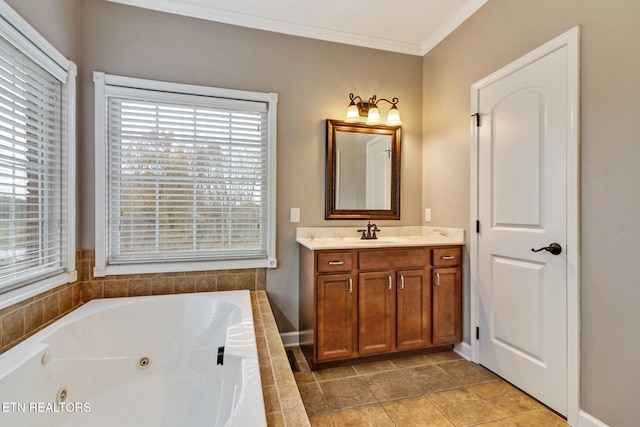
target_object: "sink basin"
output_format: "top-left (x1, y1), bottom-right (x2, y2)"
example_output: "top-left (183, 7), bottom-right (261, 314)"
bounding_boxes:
top-left (350, 238), bottom-right (404, 245)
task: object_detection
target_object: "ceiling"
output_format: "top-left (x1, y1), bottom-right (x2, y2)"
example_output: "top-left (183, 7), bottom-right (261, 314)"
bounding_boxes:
top-left (106, 0), bottom-right (488, 56)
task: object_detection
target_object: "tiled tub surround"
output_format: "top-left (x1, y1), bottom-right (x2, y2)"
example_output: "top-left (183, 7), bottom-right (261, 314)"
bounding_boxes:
top-left (254, 291), bottom-right (311, 426)
top-left (0, 291), bottom-right (268, 426)
top-left (0, 250), bottom-right (84, 354)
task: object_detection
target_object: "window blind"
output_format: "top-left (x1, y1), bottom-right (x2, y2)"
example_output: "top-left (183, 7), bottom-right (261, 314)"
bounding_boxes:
top-left (0, 35), bottom-right (64, 291)
top-left (107, 94), bottom-right (269, 264)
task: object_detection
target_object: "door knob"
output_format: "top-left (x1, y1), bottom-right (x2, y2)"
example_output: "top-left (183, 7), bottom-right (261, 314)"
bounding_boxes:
top-left (531, 243), bottom-right (562, 255)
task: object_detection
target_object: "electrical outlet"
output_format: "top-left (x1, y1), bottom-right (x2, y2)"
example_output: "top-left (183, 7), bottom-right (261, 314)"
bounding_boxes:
top-left (290, 208), bottom-right (300, 223)
top-left (425, 208), bottom-right (431, 222)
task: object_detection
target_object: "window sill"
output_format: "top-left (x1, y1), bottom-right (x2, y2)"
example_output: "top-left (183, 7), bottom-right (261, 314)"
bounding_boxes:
top-left (94, 258), bottom-right (277, 278)
top-left (0, 271), bottom-right (78, 311)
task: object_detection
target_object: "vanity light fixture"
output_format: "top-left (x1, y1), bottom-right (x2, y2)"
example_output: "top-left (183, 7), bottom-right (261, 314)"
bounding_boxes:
top-left (345, 93), bottom-right (402, 126)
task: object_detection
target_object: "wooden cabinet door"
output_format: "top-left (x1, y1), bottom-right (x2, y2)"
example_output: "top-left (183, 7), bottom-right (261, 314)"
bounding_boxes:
top-left (358, 271), bottom-right (396, 355)
top-left (432, 267), bottom-right (462, 345)
top-left (316, 274), bottom-right (357, 361)
top-left (396, 269), bottom-right (430, 350)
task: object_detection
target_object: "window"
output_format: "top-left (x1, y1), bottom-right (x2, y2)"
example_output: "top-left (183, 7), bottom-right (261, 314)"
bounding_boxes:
top-left (0, 4), bottom-right (76, 302)
top-left (94, 73), bottom-right (277, 276)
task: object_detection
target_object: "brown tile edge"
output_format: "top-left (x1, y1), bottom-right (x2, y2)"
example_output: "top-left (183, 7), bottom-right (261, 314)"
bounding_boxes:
top-left (253, 291), bottom-right (310, 427)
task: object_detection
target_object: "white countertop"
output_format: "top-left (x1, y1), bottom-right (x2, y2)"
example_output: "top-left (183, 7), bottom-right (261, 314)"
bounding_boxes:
top-left (296, 226), bottom-right (465, 250)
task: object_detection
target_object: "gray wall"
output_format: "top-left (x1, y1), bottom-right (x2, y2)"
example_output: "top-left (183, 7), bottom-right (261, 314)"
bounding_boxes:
top-left (5, 0), bottom-right (79, 62)
top-left (423, 0), bottom-right (640, 425)
top-left (78, 0), bottom-right (424, 331)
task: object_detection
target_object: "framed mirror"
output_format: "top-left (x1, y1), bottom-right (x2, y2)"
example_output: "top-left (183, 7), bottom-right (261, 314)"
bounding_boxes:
top-left (325, 119), bottom-right (401, 220)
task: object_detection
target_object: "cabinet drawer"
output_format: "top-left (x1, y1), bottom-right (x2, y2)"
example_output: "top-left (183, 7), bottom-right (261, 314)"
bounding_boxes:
top-left (432, 247), bottom-right (462, 267)
top-left (359, 248), bottom-right (428, 270)
top-left (317, 251), bottom-right (353, 273)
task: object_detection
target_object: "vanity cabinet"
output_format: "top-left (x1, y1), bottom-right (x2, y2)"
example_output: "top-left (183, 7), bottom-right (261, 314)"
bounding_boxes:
top-left (358, 248), bottom-right (430, 356)
top-left (299, 244), bottom-right (463, 368)
top-left (431, 248), bottom-right (463, 345)
top-left (316, 273), bottom-right (357, 360)
top-left (303, 250), bottom-right (358, 362)
top-left (396, 268), bottom-right (431, 350)
top-left (358, 270), bottom-right (395, 355)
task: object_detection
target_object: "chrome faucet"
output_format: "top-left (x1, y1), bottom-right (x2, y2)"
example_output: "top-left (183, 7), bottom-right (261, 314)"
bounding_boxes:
top-left (358, 221), bottom-right (380, 240)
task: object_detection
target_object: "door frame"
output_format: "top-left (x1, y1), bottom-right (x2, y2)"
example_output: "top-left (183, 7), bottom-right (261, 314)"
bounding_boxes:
top-left (469, 26), bottom-right (580, 425)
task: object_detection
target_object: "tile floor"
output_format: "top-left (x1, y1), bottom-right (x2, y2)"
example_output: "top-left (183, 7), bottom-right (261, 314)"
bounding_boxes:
top-left (291, 348), bottom-right (569, 427)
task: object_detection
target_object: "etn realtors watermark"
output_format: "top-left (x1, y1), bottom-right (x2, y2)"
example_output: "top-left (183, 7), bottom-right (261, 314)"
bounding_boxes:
top-left (2, 402), bottom-right (91, 413)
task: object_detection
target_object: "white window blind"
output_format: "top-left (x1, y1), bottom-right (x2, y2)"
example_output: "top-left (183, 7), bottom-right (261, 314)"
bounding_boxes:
top-left (105, 89), bottom-right (272, 265)
top-left (0, 34), bottom-right (66, 292)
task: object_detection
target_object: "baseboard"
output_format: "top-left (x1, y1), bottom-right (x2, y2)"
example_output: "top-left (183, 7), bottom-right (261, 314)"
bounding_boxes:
top-left (280, 333), bottom-right (473, 358)
top-left (280, 331), bottom-right (300, 348)
top-left (454, 341), bottom-right (471, 360)
top-left (578, 410), bottom-right (609, 427)
top-left (282, 334), bottom-right (473, 354)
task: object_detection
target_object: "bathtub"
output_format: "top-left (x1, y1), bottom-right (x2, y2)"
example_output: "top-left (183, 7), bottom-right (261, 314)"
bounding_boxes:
top-left (0, 290), bottom-right (267, 427)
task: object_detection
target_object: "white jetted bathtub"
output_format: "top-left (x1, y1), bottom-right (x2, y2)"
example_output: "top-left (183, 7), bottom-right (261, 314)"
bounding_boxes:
top-left (0, 290), bottom-right (266, 426)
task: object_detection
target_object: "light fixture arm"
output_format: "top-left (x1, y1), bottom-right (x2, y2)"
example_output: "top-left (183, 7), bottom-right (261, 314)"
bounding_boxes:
top-left (348, 93), bottom-right (363, 104)
top-left (373, 97), bottom-right (399, 108)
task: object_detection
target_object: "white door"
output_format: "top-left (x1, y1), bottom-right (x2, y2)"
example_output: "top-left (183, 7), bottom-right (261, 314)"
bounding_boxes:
top-left (472, 31), bottom-right (579, 417)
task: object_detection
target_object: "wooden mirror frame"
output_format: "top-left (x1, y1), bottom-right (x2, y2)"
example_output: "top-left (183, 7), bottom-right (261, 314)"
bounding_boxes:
top-left (325, 119), bottom-right (401, 220)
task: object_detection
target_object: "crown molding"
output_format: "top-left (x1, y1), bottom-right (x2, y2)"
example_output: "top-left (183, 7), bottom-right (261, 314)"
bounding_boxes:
top-left (107, 0), bottom-right (424, 56)
top-left (107, 0), bottom-right (487, 56)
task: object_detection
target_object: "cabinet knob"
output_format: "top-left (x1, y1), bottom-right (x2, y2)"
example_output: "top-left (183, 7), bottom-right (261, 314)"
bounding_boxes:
top-left (441, 256), bottom-right (456, 260)
top-left (328, 261), bottom-right (344, 265)
top-left (400, 275), bottom-right (405, 290)
top-left (388, 275), bottom-right (392, 291)
top-left (348, 278), bottom-right (353, 294)
top-left (435, 272), bottom-right (441, 287)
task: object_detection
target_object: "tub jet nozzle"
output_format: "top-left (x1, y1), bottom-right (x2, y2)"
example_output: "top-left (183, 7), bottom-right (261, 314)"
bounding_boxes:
top-left (138, 356), bottom-right (151, 369)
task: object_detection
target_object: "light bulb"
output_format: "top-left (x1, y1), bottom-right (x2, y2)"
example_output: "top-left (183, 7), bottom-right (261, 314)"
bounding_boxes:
top-left (366, 105), bottom-right (381, 125)
top-left (345, 102), bottom-right (360, 122)
top-left (385, 105), bottom-right (402, 126)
